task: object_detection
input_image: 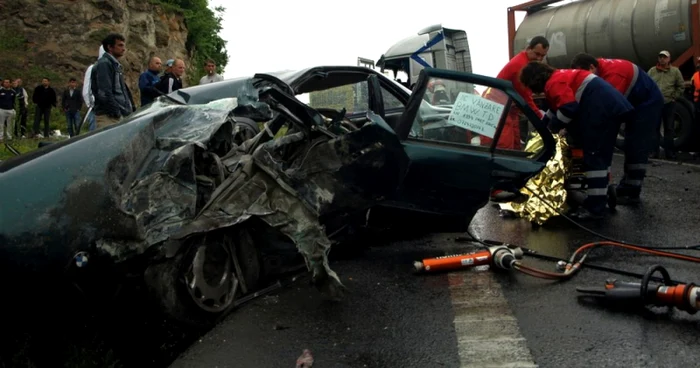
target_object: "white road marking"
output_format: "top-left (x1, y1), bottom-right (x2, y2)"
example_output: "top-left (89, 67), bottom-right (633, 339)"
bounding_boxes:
top-left (448, 267), bottom-right (538, 368)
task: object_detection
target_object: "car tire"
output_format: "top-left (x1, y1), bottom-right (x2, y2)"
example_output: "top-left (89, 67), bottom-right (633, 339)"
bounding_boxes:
top-left (144, 227), bottom-right (260, 329)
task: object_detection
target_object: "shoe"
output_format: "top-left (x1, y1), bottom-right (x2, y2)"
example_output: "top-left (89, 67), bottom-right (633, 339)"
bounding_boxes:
top-left (567, 207), bottom-right (604, 220)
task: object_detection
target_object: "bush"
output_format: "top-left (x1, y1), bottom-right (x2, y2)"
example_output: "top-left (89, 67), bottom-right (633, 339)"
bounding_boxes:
top-left (151, 0), bottom-right (228, 84)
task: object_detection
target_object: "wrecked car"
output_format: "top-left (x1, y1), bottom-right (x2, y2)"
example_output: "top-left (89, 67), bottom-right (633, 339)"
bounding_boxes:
top-left (0, 66), bottom-right (554, 327)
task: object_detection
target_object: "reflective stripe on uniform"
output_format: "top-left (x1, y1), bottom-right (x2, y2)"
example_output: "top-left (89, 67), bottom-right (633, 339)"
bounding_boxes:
top-left (621, 179), bottom-right (643, 186)
top-left (624, 64), bottom-right (639, 98)
top-left (556, 110), bottom-right (572, 123)
top-left (575, 74), bottom-right (597, 102)
top-left (587, 188), bottom-right (608, 196)
top-left (626, 163), bottom-right (647, 170)
top-left (585, 170), bottom-right (609, 178)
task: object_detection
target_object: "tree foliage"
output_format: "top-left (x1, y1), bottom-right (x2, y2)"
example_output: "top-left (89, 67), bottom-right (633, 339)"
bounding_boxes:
top-left (151, 0), bottom-right (228, 84)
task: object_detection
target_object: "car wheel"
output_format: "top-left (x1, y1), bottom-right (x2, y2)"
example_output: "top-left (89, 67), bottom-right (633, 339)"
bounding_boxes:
top-left (145, 227), bottom-right (260, 329)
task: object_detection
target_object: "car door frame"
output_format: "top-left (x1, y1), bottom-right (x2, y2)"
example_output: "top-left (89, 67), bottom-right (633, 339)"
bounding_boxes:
top-left (385, 67), bottom-right (555, 216)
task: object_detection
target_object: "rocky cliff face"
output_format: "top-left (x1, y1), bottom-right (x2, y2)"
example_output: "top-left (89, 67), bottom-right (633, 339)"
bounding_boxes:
top-left (0, 0), bottom-right (190, 106)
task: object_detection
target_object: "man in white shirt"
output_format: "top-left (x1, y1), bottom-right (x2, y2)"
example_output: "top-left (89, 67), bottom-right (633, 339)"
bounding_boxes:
top-left (199, 59), bottom-right (224, 84)
top-left (82, 45), bottom-right (105, 132)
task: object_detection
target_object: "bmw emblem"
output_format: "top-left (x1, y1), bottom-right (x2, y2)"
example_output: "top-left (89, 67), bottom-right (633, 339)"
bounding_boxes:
top-left (74, 252), bottom-right (89, 268)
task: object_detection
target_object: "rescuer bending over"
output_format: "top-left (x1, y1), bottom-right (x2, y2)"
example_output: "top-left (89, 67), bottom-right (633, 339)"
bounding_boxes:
top-left (570, 53), bottom-right (664, 205)
top-left (520, 62), bottom-right (634, 220)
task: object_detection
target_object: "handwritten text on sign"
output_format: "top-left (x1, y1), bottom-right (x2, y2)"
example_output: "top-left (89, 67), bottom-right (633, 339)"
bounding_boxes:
top-left (446, 92), bottom-right (505, 139)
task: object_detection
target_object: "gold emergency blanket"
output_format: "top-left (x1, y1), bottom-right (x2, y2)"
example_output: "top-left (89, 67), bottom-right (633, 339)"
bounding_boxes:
top-left (499, 132), bottom-right (572, 225)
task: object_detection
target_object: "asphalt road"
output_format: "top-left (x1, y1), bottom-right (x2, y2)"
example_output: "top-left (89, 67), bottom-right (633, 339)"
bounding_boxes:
top-left (171, 154), bottom-right (700, 368)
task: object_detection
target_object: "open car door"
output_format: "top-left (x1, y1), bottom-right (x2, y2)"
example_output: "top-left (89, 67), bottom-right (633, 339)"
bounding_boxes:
top-left (376, 68), bottom-right (556, 229)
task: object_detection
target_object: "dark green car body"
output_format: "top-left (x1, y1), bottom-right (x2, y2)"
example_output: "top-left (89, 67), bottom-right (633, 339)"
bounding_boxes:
top-left (0, 66), bottom-right (554, 283)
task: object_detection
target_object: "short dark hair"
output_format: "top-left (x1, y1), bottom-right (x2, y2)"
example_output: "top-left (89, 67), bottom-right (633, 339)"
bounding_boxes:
top-left (69, 77), bottom-right (77, 82)
top-left (102, 33), bottom-right (126, 51)
top-left (570, 53), bottom-right (599, 70)
top-left (527, 36), bottom-right (549, 50)
top-left (519, 61), bottom-right (556, 93)
top-left (206, 59), bottom-right (216, 65)
top-left (42, 77), bottom-right (50, 81)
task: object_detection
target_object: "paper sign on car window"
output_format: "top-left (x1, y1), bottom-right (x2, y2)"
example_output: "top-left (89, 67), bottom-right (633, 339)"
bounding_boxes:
top-left (446, 92), bottom-right (505, 139)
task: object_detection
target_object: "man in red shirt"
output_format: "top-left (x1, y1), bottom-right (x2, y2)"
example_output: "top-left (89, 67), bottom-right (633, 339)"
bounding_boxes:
top-left (520, 63), bottom-right (634, 220)
top-left (481, 36), bottom-right (549, 151)
top-left (571, 53), bottom-right (664, 204)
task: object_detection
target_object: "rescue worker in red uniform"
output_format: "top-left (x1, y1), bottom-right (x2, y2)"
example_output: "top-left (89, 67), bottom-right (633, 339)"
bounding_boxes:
top-left (520, 62), bottom-right (634, 220)
top-left (570, 53), bottom-right (664, 204)
top-left (481, 36), bottom-right (549, 150)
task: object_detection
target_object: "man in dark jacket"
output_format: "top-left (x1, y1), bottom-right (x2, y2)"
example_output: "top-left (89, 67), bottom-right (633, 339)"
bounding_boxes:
top-left (0, 78), bottom-right (17, 141)
top-left (32, 77), bottom-right (57, 138)
top-left (138, 56), bottom-right (162, 106)
top-left (155, 58), bottom-right (185, 94)
top-left (12, 78), bottom-right (28, 138)
top-left (91, 33), bottom-right (135, 129)
top-left (62, 77), bottom-right (84, 137)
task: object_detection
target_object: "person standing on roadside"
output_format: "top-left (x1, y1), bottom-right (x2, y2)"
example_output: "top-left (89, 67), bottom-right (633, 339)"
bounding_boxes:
top-left (139, 56), bottom-right (162, 106)
top-left (83, 45), bottom-right (106, 132)
top-left (32, 77), bottom-right (57, 138)
top-left (156, 58), bottom-right (185, 94)
top-left (62, 77), bottom-right (84, 137)
top-left (647, 50), bottom-right (685, 159)
top-left (199, 59), bottom-right (223, 84)
top-left (91, 33), bottom-right (135, 129)
top-left (0, 79), bottom-right (17, 141)
top-left (12, 78), bottom-right (28, 138)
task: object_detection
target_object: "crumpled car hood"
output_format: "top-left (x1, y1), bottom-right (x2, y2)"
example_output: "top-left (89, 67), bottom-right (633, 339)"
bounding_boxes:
top-left (0, 98), bottom-right (240, 270)
top-left (1, 85), bottom-right (410, 295)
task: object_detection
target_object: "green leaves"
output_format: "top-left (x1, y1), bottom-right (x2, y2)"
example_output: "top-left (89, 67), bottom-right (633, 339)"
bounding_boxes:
top-left (151, 0), bottom-right (228, 85)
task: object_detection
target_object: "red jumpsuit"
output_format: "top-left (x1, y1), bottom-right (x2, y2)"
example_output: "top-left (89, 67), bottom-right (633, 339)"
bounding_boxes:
top-left (594, 58), bottom-right (636, 96)
top-left (543, 69), bottom-right (634, 216)
top-left (480, 51), bottom-right (544, 150)
top-left (542, 69), bottom-right (592, 124)
top-left (592, 58), bottom-right (663, 198)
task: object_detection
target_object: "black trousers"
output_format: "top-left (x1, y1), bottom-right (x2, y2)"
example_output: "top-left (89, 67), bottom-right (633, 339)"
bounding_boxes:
top-left (14, 105), bottom-right (27, 137)
top-left (33, 106), bottom-right (51, 137)
top-left (655, 101), bottom-right (676, 155)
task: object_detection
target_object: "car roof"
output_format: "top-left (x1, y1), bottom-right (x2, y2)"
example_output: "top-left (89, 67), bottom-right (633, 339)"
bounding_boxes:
top-left (170, 66), bottom-right (387, 105)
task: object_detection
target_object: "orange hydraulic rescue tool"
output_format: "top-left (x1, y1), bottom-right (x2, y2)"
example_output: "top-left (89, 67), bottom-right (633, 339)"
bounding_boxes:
top-left (577, 265), bottom-right (700, 315)
top-left (414, 245), bottom-right (523, 273)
